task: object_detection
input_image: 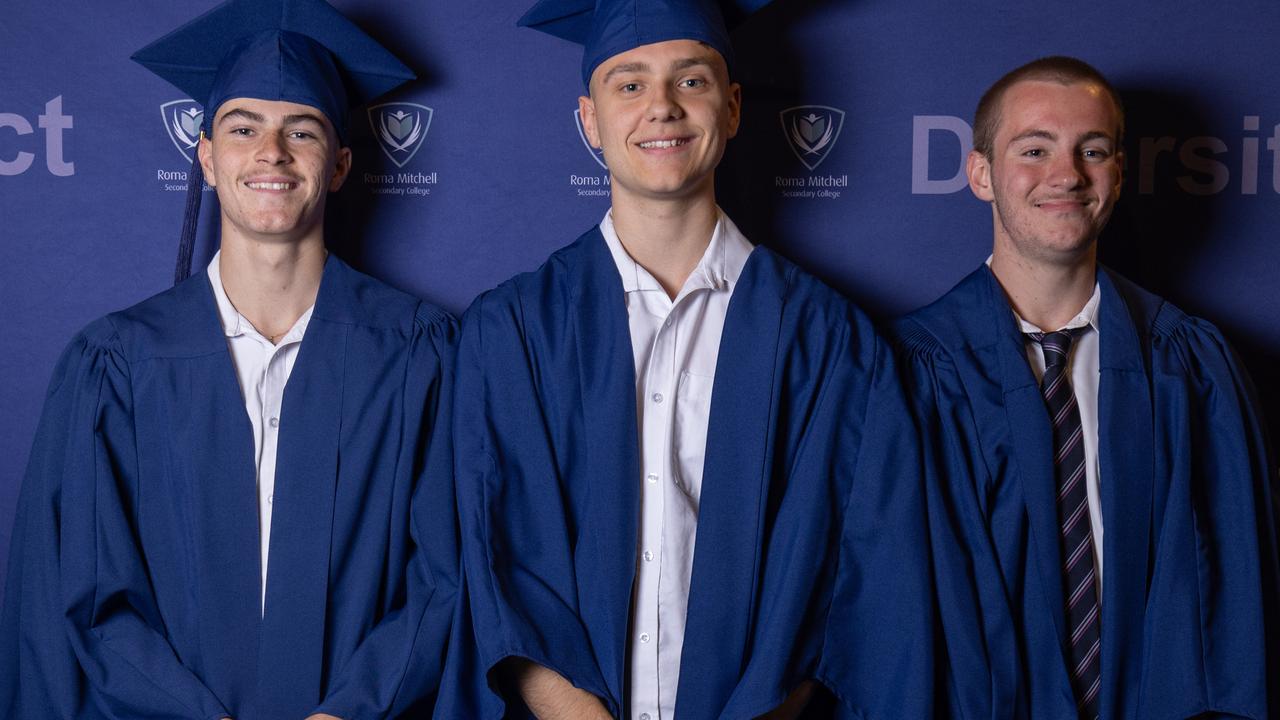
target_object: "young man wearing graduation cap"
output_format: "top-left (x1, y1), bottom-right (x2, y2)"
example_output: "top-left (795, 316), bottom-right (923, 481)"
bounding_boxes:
top-left (0, 1), bottom-right (458, 719)
top-left (896, 56), bottom-right (1279, 718)
top-left (447, 2), bottom-right (941, 719)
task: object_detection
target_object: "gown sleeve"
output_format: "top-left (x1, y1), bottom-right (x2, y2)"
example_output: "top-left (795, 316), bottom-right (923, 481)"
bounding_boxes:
top-left (2, 329), bottom-right (108, 719)
top-left (1144, 311), bottom-right (1279, 719)
top-left (450, 287), bottom-right (613, 719)
top-left (815, 324), bottom-right (949, 719)
top-left (893, 321), bottom-right (1024, 719)
top-left (311, 307), bottom-right (461, 719)
top-left (4, 319), bottom-right (233, 720)
top-left (705, 310), bottom-right (895, 718)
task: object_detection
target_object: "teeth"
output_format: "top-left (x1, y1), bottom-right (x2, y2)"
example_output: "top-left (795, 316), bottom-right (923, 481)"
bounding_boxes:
top-left (247, 182), bottom-right (293, 190)
top-left (639, 139), bottom-right (686, 149)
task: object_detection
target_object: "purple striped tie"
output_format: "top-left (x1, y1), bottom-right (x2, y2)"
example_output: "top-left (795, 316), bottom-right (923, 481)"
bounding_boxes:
top-left (1028, 329), bottom-right (1101, 719)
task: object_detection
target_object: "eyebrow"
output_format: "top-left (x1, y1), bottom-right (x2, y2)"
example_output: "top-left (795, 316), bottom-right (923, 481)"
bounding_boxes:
top-left (1009, 129), bottom-right (1115, 145)
top-left (602, 61), bottom-right (650, 83)
top-left (1009, 129), bottom-right (1056, 144)
top-left (282, 113), bottom-right (328, 129)
top-left (216, 108), bottom-right (328, 129)
top-left (1078, 130), bottom-right (1114, 144)
top-left (671, 57), bottom-right (713, 72)
top-left (600, 56), bottom-right (717, 84)
top-left (217, 108), bottom-right (265, 126)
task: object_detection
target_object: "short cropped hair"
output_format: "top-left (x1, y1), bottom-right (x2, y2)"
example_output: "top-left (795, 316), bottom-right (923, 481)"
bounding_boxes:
top-left (973, 56), bottom-right (1124, 159)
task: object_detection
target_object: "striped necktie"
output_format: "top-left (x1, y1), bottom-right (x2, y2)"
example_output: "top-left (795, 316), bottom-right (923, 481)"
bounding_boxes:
top-left (1028, 329), bottom-right (1101, 719)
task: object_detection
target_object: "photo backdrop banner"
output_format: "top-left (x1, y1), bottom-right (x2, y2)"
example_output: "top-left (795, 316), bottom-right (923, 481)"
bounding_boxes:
top-left (2, 0), bottom-right (1277, 596)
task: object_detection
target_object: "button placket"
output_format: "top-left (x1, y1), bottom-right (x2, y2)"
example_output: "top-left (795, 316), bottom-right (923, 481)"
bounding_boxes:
top-left (634, 301), bottom-right (678, 718)
top-left (264, 347), bottom-right (286, 431)
top-left (616, 237), bottom-right (731, 720)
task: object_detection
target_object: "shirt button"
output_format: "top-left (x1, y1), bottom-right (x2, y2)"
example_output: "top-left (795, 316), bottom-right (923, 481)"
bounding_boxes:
top-left (639, 632), bottom-right (650, 643)
top-left (643, 550), bottom-right (654, 561)
top-left (651, 392), bottom-right (663, 404)
top-left (267, 494), bottom-right (274, 505)
top-left (641, 714), bottom-right (651, 720)
top-left (646, 473), bottom-right (658, 484)
top-left (268, 416), bottom-right (279, 429)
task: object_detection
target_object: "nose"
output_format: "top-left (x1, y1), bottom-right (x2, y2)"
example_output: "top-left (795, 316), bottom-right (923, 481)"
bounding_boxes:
top-left (645, 83), bottom-right (684, 122)
top-left (1048, 152), bottom-right (1087, 189)
top-left (254, 131), bottom-right (291, 164)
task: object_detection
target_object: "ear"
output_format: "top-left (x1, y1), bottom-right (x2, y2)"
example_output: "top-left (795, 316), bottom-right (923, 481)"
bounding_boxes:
top-left (725, 81), bottom-right (742, 140)
top-left (329, 146), bottom-right (353, 192)
top-left (197, 131), bottom-right (216, 187)
top-left (966, 149), bottom-right (994, 202)
top-left (578, 94), bottom-right (601, 149)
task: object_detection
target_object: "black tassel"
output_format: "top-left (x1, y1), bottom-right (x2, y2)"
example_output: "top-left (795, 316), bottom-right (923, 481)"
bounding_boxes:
top-left (174, 134), bottom-right (205, 285)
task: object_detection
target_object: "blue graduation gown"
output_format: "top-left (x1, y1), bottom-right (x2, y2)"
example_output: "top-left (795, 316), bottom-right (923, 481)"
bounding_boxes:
top-left (895, 265), bottom-right (1280, 719)
top-left (445, 228), bottom-right (940, 719)
top-left (0, 256), bottom-right (459, 720)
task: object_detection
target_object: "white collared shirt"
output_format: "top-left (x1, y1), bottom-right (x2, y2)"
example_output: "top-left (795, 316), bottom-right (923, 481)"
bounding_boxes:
top-left (207, 251), bottom-right (313, 612)
top-left (601, 209), bottom-right (754, 720)
top-left (991, 259), bottom-right (1105, 599)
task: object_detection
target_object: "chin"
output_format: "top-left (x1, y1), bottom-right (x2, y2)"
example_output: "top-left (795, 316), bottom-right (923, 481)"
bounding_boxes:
top-left (644, 185), bottom-right (702, 201)
top-left (245, 222), bottom-right (306, 239)
top-left (1036, 241), bottom-right (1097, 265)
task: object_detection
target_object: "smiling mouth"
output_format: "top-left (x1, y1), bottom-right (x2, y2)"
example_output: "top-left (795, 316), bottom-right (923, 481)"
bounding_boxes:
top-left (245, 181), bottom-right (297, 190)
top-left (637, 138), bottom-right (690, 149)
top-left (1035, 198), bottom-right (1090, 210)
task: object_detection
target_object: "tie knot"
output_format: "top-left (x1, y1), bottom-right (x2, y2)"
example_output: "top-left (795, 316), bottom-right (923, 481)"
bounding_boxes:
top-left (1027, 328), bottom-right (1081, 370)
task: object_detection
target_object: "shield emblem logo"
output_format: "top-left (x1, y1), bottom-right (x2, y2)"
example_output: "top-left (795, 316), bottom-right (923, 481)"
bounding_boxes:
top-left (368, 103), bottom-right (433, 168)
top-left (574, 109), bottom-right (607, 170)
top-left (780, 105), bottom-right (846, 171)
top-left (160, 99), bottom-right (204, 162)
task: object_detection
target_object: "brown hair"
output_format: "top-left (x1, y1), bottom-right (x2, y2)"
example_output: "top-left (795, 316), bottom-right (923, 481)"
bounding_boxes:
top-left (973, 56), bottom-right (1124, 158)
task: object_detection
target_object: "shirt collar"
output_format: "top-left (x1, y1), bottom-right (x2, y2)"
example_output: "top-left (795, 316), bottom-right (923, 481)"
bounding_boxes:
top-left (984, 255), bottom-right (1101, 334)
top-left (206, 249), bottom-right (314, 345)
top-left (599, 207), bottom-right (753, 299)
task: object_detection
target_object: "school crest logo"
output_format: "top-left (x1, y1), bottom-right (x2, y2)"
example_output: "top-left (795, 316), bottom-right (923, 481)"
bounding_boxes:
top-left (368, 103), bottom-right (433, 168)
top-left (161, 99), bottom-right (204, 162)
top-left (780, 105), bottom-right (845, 171)
top-left (574, 109), bottom-right (607, 169)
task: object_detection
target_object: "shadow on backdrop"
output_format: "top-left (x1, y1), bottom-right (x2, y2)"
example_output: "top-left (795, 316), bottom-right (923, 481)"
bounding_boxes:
top-left (1105, 86), bottom-right (1279, 446)
top-left (328, 6), bottom-right (450, 310)
top-left (718, 0), bottom-right (881, 318)
top-left (720, 1), bottom-right (858, 716)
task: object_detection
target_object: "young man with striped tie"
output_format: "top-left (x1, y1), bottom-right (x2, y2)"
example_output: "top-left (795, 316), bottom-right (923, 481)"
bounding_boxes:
top-left (895, 56), bottom-right (1278, 719)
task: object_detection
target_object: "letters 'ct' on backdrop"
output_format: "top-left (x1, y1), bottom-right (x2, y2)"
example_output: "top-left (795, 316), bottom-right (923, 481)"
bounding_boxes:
top-left (2, 0), bottom-right (1278, 595)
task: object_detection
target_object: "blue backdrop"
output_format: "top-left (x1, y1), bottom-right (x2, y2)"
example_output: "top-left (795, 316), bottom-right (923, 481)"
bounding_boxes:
top-left (2, 0), bottom-right (1277, 598)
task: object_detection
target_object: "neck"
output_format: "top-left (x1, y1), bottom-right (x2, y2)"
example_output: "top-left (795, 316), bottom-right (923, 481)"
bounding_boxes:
top-left (989, 238), bottom-right (1097, 331)
top-left (609, 184), bottom-right (719, 299)
top-left (217, 231), bottom-right (326, 343)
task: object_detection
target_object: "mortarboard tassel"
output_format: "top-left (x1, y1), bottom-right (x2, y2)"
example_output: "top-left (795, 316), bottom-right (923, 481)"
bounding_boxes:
top-left (174, 133), bottom-right (204, 285)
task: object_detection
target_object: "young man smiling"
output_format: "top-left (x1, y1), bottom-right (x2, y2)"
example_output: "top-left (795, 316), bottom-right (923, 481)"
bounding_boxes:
top-left (203, 100), bottom-right (350, 254)
top-left (448, 1), bottom-right (940, 719)
top-left (896, 57), bottom-right (1279, 718)
top-left (0, 1), bottom-right (459, 718)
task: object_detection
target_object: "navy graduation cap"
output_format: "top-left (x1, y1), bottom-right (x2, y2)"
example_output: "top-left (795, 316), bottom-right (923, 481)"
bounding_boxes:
top-left (519, 0), bottom-right (772, 88)
top-left (132, 0), bottom-right (415, 283)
